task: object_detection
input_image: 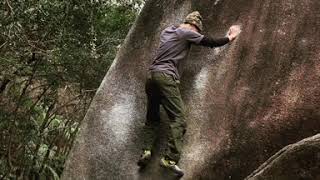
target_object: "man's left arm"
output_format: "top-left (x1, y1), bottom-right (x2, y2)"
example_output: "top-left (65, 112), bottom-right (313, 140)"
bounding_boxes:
top-left (197, 25), bottom-right (241, 48)
top-left (198, 36), bottom-right (230, 48)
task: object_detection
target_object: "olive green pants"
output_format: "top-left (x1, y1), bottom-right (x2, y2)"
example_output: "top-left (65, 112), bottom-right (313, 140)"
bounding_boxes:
top-left (143, 71), bottom-right (186, 163)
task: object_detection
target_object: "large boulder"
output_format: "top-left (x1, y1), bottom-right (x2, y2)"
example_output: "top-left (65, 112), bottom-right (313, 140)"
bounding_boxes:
top-left (245, 133), bottom-right (320, 180)
top-left (62, 0), bottom-right (320, 179)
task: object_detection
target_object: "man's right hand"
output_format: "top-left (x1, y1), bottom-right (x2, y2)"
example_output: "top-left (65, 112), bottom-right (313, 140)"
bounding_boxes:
top-left (227, 25), bottom-right (241, 41)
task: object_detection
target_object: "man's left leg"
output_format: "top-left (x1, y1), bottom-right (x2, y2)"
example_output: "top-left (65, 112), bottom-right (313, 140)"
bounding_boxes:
top-left (138, 77), bottom-right (161, 168)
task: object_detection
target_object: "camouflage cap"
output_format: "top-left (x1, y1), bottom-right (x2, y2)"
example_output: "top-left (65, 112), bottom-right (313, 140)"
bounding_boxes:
top-left (184, 11), bottom-right (203, 32)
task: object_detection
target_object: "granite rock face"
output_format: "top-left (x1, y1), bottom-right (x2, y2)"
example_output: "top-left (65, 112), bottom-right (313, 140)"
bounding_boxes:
top-left (245, 134), bottom-right (320, 180)
top-left (62, 0), bottom-right (320, 179)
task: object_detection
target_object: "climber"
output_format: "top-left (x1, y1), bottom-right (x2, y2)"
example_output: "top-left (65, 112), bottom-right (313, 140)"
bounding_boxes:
top-left (137, 11), bottom-right (240, 177)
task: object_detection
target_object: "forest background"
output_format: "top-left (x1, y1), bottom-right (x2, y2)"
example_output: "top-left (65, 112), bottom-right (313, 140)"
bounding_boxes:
top-left (0, 0), bottom-right (144, 179)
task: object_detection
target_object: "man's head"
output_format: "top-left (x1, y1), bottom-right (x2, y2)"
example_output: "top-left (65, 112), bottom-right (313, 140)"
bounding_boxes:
top-left (184, 11), bottom-right (203, 32)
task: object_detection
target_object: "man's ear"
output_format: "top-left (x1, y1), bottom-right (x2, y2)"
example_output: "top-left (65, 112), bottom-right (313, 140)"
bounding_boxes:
top-left (192, 25), bottom-right (200, 32)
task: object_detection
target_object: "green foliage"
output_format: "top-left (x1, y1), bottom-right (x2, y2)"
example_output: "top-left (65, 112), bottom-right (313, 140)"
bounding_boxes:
top-left (0, 0), bottom-right (142, 179)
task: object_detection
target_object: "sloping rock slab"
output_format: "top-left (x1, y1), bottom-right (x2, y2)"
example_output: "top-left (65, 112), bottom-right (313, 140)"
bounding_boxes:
top-left (245, 133), bottom-right (320, 180)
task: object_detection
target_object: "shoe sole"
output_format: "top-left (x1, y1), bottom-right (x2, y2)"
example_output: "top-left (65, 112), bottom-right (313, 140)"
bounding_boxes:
top-left (137, 157), bottom-right (151, 168)
top-left (159, 161), bottom-right (184, 177)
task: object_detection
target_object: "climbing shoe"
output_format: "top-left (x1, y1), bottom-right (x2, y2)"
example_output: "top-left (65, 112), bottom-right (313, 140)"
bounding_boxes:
top-left (137, 150), bottom-right (151, 167)
top-left (159, 157), bottom-right (184, 177)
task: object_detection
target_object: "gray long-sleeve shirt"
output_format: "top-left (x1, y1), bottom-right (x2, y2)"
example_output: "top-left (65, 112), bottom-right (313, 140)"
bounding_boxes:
top-left (149, 25), bottom-right (229, 80)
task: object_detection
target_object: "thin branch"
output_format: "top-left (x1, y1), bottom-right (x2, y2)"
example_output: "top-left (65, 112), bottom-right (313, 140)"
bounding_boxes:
top-left (83, 89), bottom-right (97, 93)
top-left (0, 42), bottom-right (7, 49)
top-left (4, 0), bottom-right (13, 15)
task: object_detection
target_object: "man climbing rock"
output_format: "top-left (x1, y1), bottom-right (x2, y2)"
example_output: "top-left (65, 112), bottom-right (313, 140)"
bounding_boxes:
top-left (138, 11), bottom-right (240, 177)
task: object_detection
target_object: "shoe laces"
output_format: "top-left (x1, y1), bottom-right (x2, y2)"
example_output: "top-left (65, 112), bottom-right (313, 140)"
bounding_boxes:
top-left (141, 150), bottom-right (151, 158)
top-left (168, 160), bottom-right (176, 165)
top-left (144, 150), bottom-right (151, 155)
